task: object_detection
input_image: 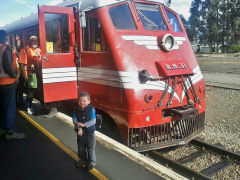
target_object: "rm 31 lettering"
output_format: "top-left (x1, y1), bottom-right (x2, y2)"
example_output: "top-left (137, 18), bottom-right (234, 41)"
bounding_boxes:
top-left (165, 63), bottom-right (187, 70)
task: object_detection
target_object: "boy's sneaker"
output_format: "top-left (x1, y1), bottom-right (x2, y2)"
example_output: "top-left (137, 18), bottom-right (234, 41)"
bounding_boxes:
top-left (75, 161), bottom-right (87, 169)
top-left (27, 108), bottom-right (33, 115)
top-left (5, 131), bottom-right (26, 140)
top-left (87, 164), bottom-right (94, 171)
top-left (0, 128), bottom-right (7, 137)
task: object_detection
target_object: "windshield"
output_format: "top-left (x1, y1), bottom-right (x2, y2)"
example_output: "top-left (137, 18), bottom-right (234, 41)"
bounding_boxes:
top-left (165, 9), bottom-right (182, 32)
top-left (109, 3), bottom-right (137, 30)
top-left (135, 3), bottom-right (168, 31)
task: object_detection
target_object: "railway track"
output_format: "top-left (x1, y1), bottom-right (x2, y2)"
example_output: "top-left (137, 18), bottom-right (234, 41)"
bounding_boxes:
top-left (144, 138), bottom-right (240, 180)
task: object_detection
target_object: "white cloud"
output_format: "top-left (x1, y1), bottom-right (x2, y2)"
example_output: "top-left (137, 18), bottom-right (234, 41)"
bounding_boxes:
top-left (170, 0), bottom-right (192, 19)
top-left (47, 0), bottom-right (63, 6)
top-left (0, 22), bottom-right (7, 28)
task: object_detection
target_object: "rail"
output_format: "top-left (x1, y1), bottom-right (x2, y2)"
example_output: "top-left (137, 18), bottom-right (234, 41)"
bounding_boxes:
top-left (145, 138), bottom-right (240, 179)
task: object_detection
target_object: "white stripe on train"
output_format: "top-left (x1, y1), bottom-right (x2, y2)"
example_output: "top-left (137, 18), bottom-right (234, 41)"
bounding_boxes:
top-left (42, 66), bottom-right (203, 103)
top-left (121, 35), bottom-right (187, 50)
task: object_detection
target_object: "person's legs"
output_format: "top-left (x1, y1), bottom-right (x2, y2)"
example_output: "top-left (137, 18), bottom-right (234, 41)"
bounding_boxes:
top-left (1, 85), bottom-right (25, 140)
top-left (26, 89), bottom-right (34, 114)
top-left (77, 135), bottom-right (88, 167)
top-left (2, 86), bottom-right (16, 131)
top-left (0, 88), bottom-right (6, 136)
top-left (87, 132), bottom-right (96, 169)
top-left (17, 76), bottom-right (25, 108)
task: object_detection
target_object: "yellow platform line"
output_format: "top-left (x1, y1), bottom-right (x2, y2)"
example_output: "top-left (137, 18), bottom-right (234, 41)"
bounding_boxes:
top-left (18, 110), bottom-right (108, 180)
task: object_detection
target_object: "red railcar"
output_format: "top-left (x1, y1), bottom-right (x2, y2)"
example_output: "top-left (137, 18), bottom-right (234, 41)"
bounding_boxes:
top-left (4, 0), bottom-right (205, 151)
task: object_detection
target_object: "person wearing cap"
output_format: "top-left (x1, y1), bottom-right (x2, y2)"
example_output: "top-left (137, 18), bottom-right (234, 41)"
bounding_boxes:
top-left (18, 35), bottom-right (41, 115)
top-left (0, 30), bottom-right (26, 140)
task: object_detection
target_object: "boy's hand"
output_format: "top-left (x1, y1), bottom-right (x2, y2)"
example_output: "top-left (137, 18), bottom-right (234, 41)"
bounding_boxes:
top-left (78, 128), bottom-right (83, 136)
top-left (77, 122), bottom-right (86, 127)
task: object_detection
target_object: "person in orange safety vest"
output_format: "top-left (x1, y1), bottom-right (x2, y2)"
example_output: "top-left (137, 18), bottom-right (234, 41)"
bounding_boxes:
top-left (18, 35), bottom-right (41, 115)
top-left (0, 29), bottom-right (26, 140)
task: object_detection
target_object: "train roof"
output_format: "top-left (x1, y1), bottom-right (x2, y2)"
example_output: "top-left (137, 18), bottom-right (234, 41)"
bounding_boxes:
top-left (3, 0), bottom-right (169, 33)
top-left (78, 0), bottom-right (168, 11)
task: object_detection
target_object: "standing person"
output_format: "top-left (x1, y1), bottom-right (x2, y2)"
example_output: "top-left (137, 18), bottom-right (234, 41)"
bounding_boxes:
top-left (15, 38), bottom-right (25, 108)
top-left (0, 30), bottom-right (26, 139)
top-left (18, 36), bottom-right (41, 115)
top-left (72, 92), bottom-right (96, 170)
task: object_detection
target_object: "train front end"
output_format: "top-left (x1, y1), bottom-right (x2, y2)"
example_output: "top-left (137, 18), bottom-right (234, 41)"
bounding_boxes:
top-left (97, 0), bottom-right (205, 151)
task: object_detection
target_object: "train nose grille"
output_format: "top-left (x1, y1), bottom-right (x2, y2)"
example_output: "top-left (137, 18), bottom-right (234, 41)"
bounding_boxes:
top-left (129, 113), bottom-right (205, 152)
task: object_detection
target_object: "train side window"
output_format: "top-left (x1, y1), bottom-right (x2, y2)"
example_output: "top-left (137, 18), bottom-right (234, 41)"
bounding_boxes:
top-left (109, 3), bottom-right (137, 30)
top-left (165, 9), bottom-right (182, 32)
top-left (82, 12), bottom-right (108, 52)
top-left (44, 13), bottom-right (70, 54)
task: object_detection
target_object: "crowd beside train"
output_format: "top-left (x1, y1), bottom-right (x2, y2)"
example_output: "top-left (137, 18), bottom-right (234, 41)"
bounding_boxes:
top-left (0, 30), bottom-right (58, 139)
top-left (0, 29), bottom-right (97, 170)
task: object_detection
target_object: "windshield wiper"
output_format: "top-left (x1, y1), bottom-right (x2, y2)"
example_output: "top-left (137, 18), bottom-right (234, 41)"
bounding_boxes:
top-left (137, 9), bottom-right (158, 30)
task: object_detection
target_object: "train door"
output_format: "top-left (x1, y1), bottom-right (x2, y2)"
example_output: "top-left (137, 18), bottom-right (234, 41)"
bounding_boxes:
top-left (38, 5), bottom-right (78, 103)
top-left (79, 10), bottom-right (116, 104)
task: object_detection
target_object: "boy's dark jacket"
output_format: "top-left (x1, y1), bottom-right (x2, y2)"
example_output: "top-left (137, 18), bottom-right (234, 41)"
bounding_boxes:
top-left (74, 104), bottom-right (96, 135)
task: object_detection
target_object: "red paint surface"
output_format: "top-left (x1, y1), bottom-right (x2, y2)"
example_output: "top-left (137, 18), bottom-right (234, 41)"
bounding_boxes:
top-left (43, 81), bottom-right (78, 103)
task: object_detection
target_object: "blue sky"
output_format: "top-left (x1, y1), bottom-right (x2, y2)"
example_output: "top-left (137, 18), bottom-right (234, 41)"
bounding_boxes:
top-left (0, 0), bottom-right (192, 28)
top-left (0, 0), bottom-right (63, 27)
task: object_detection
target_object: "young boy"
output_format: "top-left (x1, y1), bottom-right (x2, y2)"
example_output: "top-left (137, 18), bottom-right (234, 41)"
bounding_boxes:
top-left (72, 92), bottom-right (96, 170)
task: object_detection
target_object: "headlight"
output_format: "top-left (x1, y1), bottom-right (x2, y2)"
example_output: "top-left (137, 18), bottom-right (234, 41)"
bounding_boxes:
top-left (159, 34), bottom-right (175, 52)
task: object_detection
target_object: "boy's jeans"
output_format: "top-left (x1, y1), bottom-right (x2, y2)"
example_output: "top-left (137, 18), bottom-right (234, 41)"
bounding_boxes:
top-left (77, 132), bottom-right (96, 166)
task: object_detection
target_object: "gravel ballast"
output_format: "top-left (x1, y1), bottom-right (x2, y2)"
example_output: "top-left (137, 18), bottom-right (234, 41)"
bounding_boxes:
top-left (200, 87), bottom-right (240, 179)
top-left (163, 87), bottom-right (240, 179)
top-left (200, 87), bottom-right (240, 152)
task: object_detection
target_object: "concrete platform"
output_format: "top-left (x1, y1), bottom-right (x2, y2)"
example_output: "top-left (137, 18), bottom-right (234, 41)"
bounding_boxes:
top-left (0, 113), bottom-right (97, 180)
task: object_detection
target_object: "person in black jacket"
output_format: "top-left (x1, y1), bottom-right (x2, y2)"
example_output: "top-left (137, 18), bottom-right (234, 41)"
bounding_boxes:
top-left (72, 91), bottom-right (96, 171)
top-left (0, 30), bottom-right (25, 140)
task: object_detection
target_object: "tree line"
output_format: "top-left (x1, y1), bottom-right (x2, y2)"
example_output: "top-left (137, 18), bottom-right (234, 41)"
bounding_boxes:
top-left (181, 0), bottom-right (240, 53)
